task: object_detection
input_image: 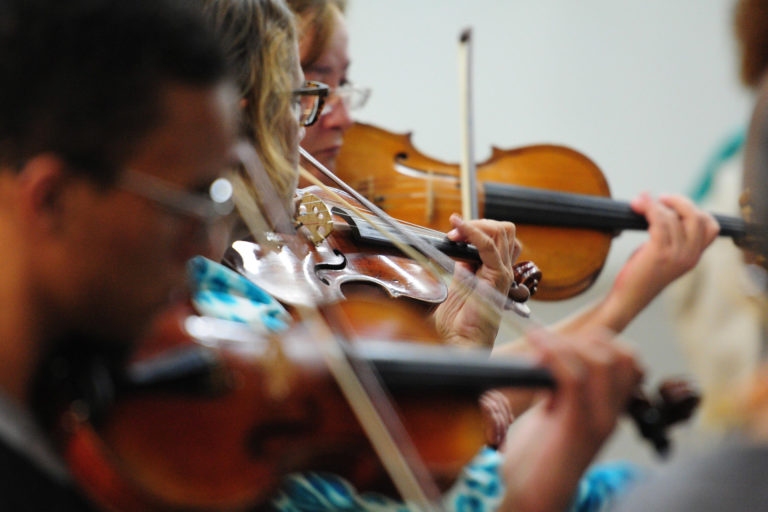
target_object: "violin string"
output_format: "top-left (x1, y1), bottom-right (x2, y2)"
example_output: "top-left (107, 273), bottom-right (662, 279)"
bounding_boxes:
top-left (354, 173), bottom-right (758, 242)
top-left (296, 171), bottom-right (526, 340)
top-left (299, 147), bottom-right (541, 336)
top-left (234, 142), bottom-right (444, 510)
top-left (353, 180), bottom-right (462, 203)
top-left (299, 165), bottom-right (541, 348)
top-left (298, 155), bottom-right (537, 333)
top-left (299, 160), bottom-right (454, 279)
top-left (297, 167), bottom-right (450, 285)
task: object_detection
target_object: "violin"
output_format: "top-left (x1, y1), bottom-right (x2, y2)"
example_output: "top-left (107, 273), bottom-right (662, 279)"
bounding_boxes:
top-left (224, 184), bottom-right (540, 318)
top-left (52, 297), bottom-right (558, 511)
top-left (48, 143), bottom-right (700, 511)
top-left (53, 297), bottom-right (699, 512)
top-left (335, 122), bottom-right (753, 300)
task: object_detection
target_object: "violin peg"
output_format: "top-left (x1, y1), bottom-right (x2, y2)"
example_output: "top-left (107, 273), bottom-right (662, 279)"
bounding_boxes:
top-left (656, 378), bottom-right (701, 425)
top-left (512, 261), bottom-right (542, 298)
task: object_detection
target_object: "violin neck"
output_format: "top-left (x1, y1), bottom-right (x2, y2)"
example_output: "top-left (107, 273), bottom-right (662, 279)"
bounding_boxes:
top-left (334, 206), bottom-right (480, 263)
top-left (352, 342), bottom-right (554, 396)
top-left (484, 182), bottom-right (746, 241)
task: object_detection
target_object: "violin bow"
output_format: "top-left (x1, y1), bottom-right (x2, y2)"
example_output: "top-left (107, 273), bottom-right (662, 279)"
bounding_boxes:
top-left (234, 142), bottom-right (445, 511)
top-left (298, 146), bottom-right (533, 320)
top-left (237, 142), bottom-right (696, 469)
top-left (458, 27), bottom-right (479, 221)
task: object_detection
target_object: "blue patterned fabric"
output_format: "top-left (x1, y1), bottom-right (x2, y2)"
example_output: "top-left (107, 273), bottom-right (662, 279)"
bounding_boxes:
top-left (271, 447), bottom-right (505, 512)
top-left (188, 256), bottom-right (641, 512)
top-left (568, 461), bottom-right (642, 512)
top-left (187, 256), bottom-right (291, 333)
top-left (269, 454), bottom-right (640, 512)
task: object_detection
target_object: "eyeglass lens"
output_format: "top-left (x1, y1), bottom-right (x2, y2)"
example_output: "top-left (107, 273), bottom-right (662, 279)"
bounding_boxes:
top-left (292, 81), bottom-right (329, 127)
top-left (323, 84), bottom-right (371, 116)
top-left (297, 94), bottom-right (320, 126)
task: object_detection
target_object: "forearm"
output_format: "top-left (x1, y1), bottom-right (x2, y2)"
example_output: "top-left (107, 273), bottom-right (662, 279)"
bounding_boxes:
top-left (551, 284), bottom-right (648, 337)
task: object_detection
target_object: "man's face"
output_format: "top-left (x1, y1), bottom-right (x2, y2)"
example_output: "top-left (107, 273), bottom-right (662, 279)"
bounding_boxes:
top-left (61, 82), bottom-right (239, 344)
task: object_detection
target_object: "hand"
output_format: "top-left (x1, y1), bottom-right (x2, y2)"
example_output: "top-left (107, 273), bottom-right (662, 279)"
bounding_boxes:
top-left (432, 214), bottom-right (520, 347)
top-left (625, 192), bottom-right (719, 289)
top-left (610, 193), bottom-right (720, 329)
top-left (497, 327), bottom-right (643, 512)
top-left (479, 389), bottom-right (515, 449)
top-left (549, 192), bottom-right (720, 336)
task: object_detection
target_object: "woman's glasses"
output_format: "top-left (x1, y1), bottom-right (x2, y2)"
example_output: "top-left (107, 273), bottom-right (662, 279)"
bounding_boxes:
top-left (321, 83), bottom-right (371, 117)
top-left (291, 80), bottom-right (329, 127)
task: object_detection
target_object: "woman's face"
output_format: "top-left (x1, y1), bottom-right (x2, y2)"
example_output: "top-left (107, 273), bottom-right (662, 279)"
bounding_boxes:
top-left (298, 7), bottom-right (353, 173)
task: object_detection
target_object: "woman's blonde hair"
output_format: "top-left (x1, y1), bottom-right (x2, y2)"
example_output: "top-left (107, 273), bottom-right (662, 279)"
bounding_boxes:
top-left (285, 0), bottom-right (346, 69)
top-left (201, 0), bottom-right (299, 204)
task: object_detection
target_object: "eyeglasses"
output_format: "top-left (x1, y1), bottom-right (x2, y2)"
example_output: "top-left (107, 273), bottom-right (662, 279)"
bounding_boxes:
top-left (291, 80), bottom-right (329, 127)
top-left (118, 169), bottom-right (235, 222)
top-left (118, 168), bottom-right (237, 254)
top-left (321, 83), bottom-right (371, 117)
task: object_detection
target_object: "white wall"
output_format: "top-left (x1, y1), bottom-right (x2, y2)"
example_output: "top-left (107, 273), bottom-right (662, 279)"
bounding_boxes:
top-left (344, 1), bottom-right (752, 467)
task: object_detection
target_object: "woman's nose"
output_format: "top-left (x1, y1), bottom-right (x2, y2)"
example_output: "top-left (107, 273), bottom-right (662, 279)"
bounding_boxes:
top-left (321, 97), bottom-right (354, 130)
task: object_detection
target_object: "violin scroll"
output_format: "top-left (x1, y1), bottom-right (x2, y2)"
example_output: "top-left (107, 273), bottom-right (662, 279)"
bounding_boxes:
top-left (626, 377), bottom-right (701, 457)
top-left (510, 260), bottom-right (542, 302)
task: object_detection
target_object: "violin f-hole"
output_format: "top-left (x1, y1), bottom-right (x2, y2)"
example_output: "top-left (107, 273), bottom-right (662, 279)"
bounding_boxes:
top-left (315, 248), bottom-right (348, 285)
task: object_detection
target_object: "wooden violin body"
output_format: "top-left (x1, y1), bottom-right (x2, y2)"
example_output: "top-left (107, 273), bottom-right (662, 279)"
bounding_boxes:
top-left (56, 300), bottom-right (702, 512)
top-left (53, 131), bottom-right (714, 510)
top-left (335, 122), bottom-right (749, 300)
top-left (224, 185), bottom-right (539, 311)
top-left (58, 299), bottom-right (548, 511)
top-left (336, 122), bottom-right (612, 300)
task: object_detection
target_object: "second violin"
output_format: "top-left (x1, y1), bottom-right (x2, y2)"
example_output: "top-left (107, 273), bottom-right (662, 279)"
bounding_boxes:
top-left (335, 122), bottom-right (749, 300)
top-left (225, 184), bottom-right (541, 314)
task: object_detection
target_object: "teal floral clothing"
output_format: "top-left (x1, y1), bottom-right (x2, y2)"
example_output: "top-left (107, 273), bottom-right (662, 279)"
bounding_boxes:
top-left (272, 447), bottom-right (504, 512)
top-left (569, 462), bottom-right (640, 512)
top-left (187, 255), bottom-right (291, 334)
top-left (188, 256), bottom-right (642, 512)
top-left (269, 459), bottom-right (639, 512)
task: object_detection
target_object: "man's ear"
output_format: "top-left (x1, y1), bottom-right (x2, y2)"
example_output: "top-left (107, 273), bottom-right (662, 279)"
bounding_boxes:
top-left (17, 154), bottom-right (70, 231)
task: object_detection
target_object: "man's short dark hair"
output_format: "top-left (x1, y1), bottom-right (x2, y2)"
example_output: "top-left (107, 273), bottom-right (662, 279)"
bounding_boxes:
top-left (0, 0), bottom-right (229, 183)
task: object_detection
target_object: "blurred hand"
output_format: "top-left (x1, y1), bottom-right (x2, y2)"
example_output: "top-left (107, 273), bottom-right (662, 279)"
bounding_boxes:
top-left (497, 327), bottom-right (643, 512)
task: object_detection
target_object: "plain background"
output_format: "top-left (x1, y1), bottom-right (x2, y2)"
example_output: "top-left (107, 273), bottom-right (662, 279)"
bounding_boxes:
top-left (343, 0), bottom-right (752, 467)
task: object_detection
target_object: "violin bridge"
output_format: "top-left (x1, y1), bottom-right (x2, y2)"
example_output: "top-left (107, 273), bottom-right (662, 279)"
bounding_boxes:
top-left (295, 192), bottom-right (335, 245)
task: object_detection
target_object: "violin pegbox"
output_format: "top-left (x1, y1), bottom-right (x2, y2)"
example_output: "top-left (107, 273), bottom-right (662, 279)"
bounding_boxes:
top-left (295, 192), bottom-right (335, 245)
